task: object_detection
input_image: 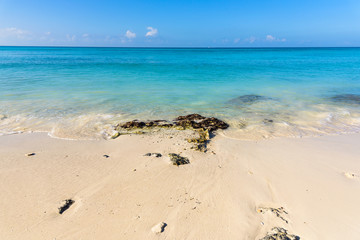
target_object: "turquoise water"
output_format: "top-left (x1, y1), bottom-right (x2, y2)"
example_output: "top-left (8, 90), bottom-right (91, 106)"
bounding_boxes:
top-left (1, 47), bottom-right (360, 139)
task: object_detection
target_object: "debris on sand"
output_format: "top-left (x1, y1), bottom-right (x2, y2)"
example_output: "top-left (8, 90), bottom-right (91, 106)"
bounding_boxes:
top-left (257, 207), bottom-right (289, 224)
top-left (58, 199), bottom-right (75, 214)
top-left (168, 153), bottom-right (190, 166)
top-left (260, 227), bottom-right (300, 240)
top-left (151, 222), bottom-right (167, 234)
top-left (144, 153), bottom-right (162, 157)
top-left (25, 153), bottom-right (36, 156)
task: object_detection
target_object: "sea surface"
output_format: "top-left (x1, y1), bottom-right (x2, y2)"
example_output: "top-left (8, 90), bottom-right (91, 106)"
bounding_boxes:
top-left (1, 47), bottom-right (360, 140)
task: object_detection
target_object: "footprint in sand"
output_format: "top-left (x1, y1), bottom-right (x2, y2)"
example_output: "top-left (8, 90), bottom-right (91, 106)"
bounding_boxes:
top-left (344, 172), bottom-right (359, 179)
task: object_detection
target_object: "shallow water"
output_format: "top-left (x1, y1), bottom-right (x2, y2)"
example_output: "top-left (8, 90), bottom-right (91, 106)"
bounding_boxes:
top-left (1, 47), bottom-right (360, 139)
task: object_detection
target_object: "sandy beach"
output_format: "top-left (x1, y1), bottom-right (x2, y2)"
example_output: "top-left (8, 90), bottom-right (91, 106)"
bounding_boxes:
top-left (1, 131), bottom-right (359, 240)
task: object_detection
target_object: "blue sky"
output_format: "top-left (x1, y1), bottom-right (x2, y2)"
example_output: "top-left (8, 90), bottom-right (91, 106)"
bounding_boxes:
top-left (0, 0), bottom-right (359, 47)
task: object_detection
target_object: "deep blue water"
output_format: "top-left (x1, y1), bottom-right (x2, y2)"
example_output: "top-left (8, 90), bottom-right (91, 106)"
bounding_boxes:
top-left (1, 47), bottom-right (360, 139)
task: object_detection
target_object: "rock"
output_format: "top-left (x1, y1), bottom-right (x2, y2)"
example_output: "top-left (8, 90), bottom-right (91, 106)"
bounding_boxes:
top-left (120, 120), bottom-right (146, 129)
top-left (58, 199), bottom-right (75, 214)
top-left (151, 222), bottom-right (167, 234)
top-left (144, 153), bottom-right (162, 157)
top-left (260, 227), bottom-right (300, 240)
top-left (115, 114), bottom-right (228, 152)
top-left (116, 114), bottom-right (228, 133)
top-left (103, 155), bottom-right (110, 158)
top-left (187, 129), bottom-right (210, 152)
top-left (168, 153), bottom-right (190, 166)
top-left (111, 132), bottom-right (121, 139)
top-left (263, 119), bottom-right (274, 124)
top-left (116, 120), bottom-right (173, 131)
top-left (175, 114), bottom-right (206, 121)
top-left (25, 153), bottom-right (36, 156)
top-left (174, 114), bottom-right (229, 132)
top-left (330, 94), bottom-right (360, 105)
top-left (153, 153), bottom-right (162, 158)
top-left (227, 94), bottom-right (272, 106)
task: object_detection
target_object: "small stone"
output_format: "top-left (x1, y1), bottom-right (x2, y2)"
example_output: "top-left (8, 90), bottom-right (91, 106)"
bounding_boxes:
top-left (58, 199), bottom-right (74, 214)
top-left (111, 132), bottom-right (121, 139)
top-left (25, 153), bottom-right (35, 156)
top-left (144, 153), bottom-right (162, 157)
top-left (103, 155), bottom-right (110, 158)
top-left (151, 222), bottom-right (167, 234)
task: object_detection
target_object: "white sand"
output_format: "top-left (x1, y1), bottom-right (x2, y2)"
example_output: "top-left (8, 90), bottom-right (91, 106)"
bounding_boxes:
top-left (0, 131), bottom-right (360, 239)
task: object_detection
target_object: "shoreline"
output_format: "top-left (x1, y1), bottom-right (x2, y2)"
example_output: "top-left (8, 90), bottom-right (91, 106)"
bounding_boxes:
top-left (1, 131), bottom-right (359, 239)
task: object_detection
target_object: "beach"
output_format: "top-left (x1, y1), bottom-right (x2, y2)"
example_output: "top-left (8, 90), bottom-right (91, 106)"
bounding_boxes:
top-left (1, 131), bottom-right (359, 239)
top-left (1, 47), bottom-right (360, 239)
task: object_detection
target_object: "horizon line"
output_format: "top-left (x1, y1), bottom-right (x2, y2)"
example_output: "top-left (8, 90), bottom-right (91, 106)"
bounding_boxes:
top-left (1, 45), bottom-right (360, 49)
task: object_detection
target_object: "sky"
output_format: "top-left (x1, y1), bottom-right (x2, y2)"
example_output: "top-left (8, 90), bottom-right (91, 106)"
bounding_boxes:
top-left (0, 0), bottom-right (359, 47)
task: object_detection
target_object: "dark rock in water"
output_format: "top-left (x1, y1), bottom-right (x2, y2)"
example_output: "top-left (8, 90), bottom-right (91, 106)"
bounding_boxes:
top-left (175, 114), bottom-right (206, 121)
top-left (227, 94), bottom-right (271, 106)
top-left (330, 94), bottom-right (360, 105)
top-left (58, 199), bottom-right (75, 214)
top-left (116, 114), bottom-right (228, 133)
top-left (168, 153), bottom-right (190, 166)
top-left (263, 119), bottom-right (274, 124)
top-left (120, 120), bottom-right (147, 129)
top-left (116, 120), bottom-right (174, 131)
top-left (260, 227), bottom-right (300, 240)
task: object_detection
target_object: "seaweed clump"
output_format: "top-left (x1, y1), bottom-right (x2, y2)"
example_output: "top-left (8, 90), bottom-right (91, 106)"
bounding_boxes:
top-left (168, 153), bottom-right (190, 166)
top-left (260, 227), bottom-right (300, 240)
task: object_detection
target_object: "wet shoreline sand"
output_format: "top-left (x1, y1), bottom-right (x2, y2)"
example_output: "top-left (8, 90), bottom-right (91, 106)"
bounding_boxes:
top-left (1, 131), bottom-right (359, 239)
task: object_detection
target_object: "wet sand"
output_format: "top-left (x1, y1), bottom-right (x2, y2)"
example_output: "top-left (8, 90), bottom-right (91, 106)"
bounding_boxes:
top-left (0, 131), bottom-right (360, 239)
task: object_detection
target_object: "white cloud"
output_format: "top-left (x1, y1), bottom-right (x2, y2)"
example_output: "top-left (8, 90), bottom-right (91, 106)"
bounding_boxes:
top-left (0, 27), bottom-right (29, 39)
top-left (266, 34), bottom-right (286, 42)
top-left (82, 33), bottom-right (89, 38)
top-left (145, 27), bottom-right (158, 37)
top-left (234, 38), bottom-right (241, 43)
top-left (125, 30), bottom-right (136, 39)
top-left (266, 35), bottom-right (276, 41)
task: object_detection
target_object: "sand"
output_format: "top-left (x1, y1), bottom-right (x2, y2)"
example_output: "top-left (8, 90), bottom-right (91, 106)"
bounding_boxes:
top-left (0, 131), bottom-right (360, 239)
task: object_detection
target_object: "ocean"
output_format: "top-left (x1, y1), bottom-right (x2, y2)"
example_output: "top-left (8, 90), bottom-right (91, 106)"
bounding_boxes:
top-left (1, 47), bottom-right (360, 139)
